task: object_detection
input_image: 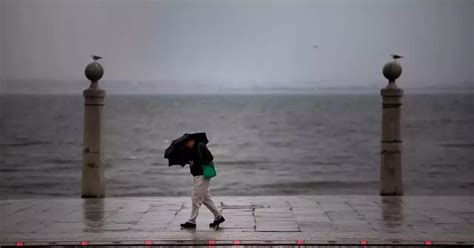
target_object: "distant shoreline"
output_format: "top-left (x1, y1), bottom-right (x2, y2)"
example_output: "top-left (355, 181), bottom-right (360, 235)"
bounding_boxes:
top-left (2, 79), bottom-right (473, 95)
top-left (1, 89), bottom-right (473, 96)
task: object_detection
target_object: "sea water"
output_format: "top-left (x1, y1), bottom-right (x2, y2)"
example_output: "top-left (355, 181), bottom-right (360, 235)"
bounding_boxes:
top-left (1, 93), bottom-right (473, 198)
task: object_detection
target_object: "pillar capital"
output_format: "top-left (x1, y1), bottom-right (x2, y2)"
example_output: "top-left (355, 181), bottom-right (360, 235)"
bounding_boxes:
top-left (383, 61), bottom-right (402, 83)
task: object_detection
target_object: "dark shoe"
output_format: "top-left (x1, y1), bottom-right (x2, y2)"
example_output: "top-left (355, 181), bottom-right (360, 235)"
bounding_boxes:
top-left (209, 216), bottom-right (225, 227)
top-left (180, 222), bottom-right (196, 228)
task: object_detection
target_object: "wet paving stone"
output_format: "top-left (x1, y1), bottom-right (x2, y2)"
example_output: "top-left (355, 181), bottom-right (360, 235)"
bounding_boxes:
top-left (1, 195), bottom-right (474, 246)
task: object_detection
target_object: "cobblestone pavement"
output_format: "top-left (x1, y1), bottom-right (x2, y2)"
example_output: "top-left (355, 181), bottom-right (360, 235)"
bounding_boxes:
top-left (1, 195), bottom-right (473, 246)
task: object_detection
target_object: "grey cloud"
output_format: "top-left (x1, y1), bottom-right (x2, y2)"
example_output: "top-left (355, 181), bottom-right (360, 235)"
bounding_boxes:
top-left (1, 0), bottom-right (473, 94)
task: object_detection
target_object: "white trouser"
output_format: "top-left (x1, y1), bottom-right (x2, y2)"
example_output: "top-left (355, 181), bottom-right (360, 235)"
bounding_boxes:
top-left (187, 175), bottom-right (222, 224)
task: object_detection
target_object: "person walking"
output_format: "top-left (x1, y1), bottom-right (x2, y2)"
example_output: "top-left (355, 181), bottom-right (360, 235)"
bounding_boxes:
top-left (175, 134), bottom-right (225, 228)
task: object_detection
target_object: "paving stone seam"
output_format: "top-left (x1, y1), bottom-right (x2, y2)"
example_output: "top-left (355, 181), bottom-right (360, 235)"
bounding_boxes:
top-left (286, 200), bottom-right (302, 232)
top-left (163, 202), bottom-right (185, 231)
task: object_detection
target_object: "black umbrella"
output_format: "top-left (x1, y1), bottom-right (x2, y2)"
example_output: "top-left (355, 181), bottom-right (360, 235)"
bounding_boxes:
top-left (164, 132), bottom-right (209, 167)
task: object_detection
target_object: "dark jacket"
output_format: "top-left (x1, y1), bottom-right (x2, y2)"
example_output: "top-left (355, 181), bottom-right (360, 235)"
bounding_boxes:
top-left (187, 142), bottom-right (213, 177)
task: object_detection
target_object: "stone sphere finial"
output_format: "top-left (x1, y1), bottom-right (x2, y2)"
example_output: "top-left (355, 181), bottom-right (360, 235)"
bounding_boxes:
top-left (85, 61), bottom-right (104, 82)
top-left (383, 61), bottom-right (402, 83)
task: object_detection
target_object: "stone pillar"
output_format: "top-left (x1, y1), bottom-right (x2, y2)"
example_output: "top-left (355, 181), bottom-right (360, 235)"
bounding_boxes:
top-left (380, 60), bottom-right (404, 195)
top-left (81, 58), bottom-right (105, 198)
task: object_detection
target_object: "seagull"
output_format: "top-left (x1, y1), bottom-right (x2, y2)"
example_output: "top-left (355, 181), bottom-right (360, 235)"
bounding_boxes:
top-left (391, 54), bottom-right (403, 60)
top-left (91, 55), bottom-right (103, 61)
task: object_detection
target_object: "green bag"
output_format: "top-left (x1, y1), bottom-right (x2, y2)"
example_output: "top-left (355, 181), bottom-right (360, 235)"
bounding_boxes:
top-left (202, 161), bottom-right (217, 178)
top-left (198, 144), bottom-right (217, 178)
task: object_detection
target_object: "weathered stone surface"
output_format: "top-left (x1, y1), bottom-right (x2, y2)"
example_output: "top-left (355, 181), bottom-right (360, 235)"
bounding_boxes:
top-left (82, 62), bottom-right (106, 198)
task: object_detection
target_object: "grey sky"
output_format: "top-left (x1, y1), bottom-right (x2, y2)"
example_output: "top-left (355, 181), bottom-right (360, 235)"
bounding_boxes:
top-left (1, 0), bottom-right (473, 94)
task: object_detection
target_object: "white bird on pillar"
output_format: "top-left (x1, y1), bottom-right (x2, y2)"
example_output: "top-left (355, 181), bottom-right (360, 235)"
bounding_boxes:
top-left (91, 55), bottom-right (103, 61)
top-left (391, 54), bottom-right (403, 60)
